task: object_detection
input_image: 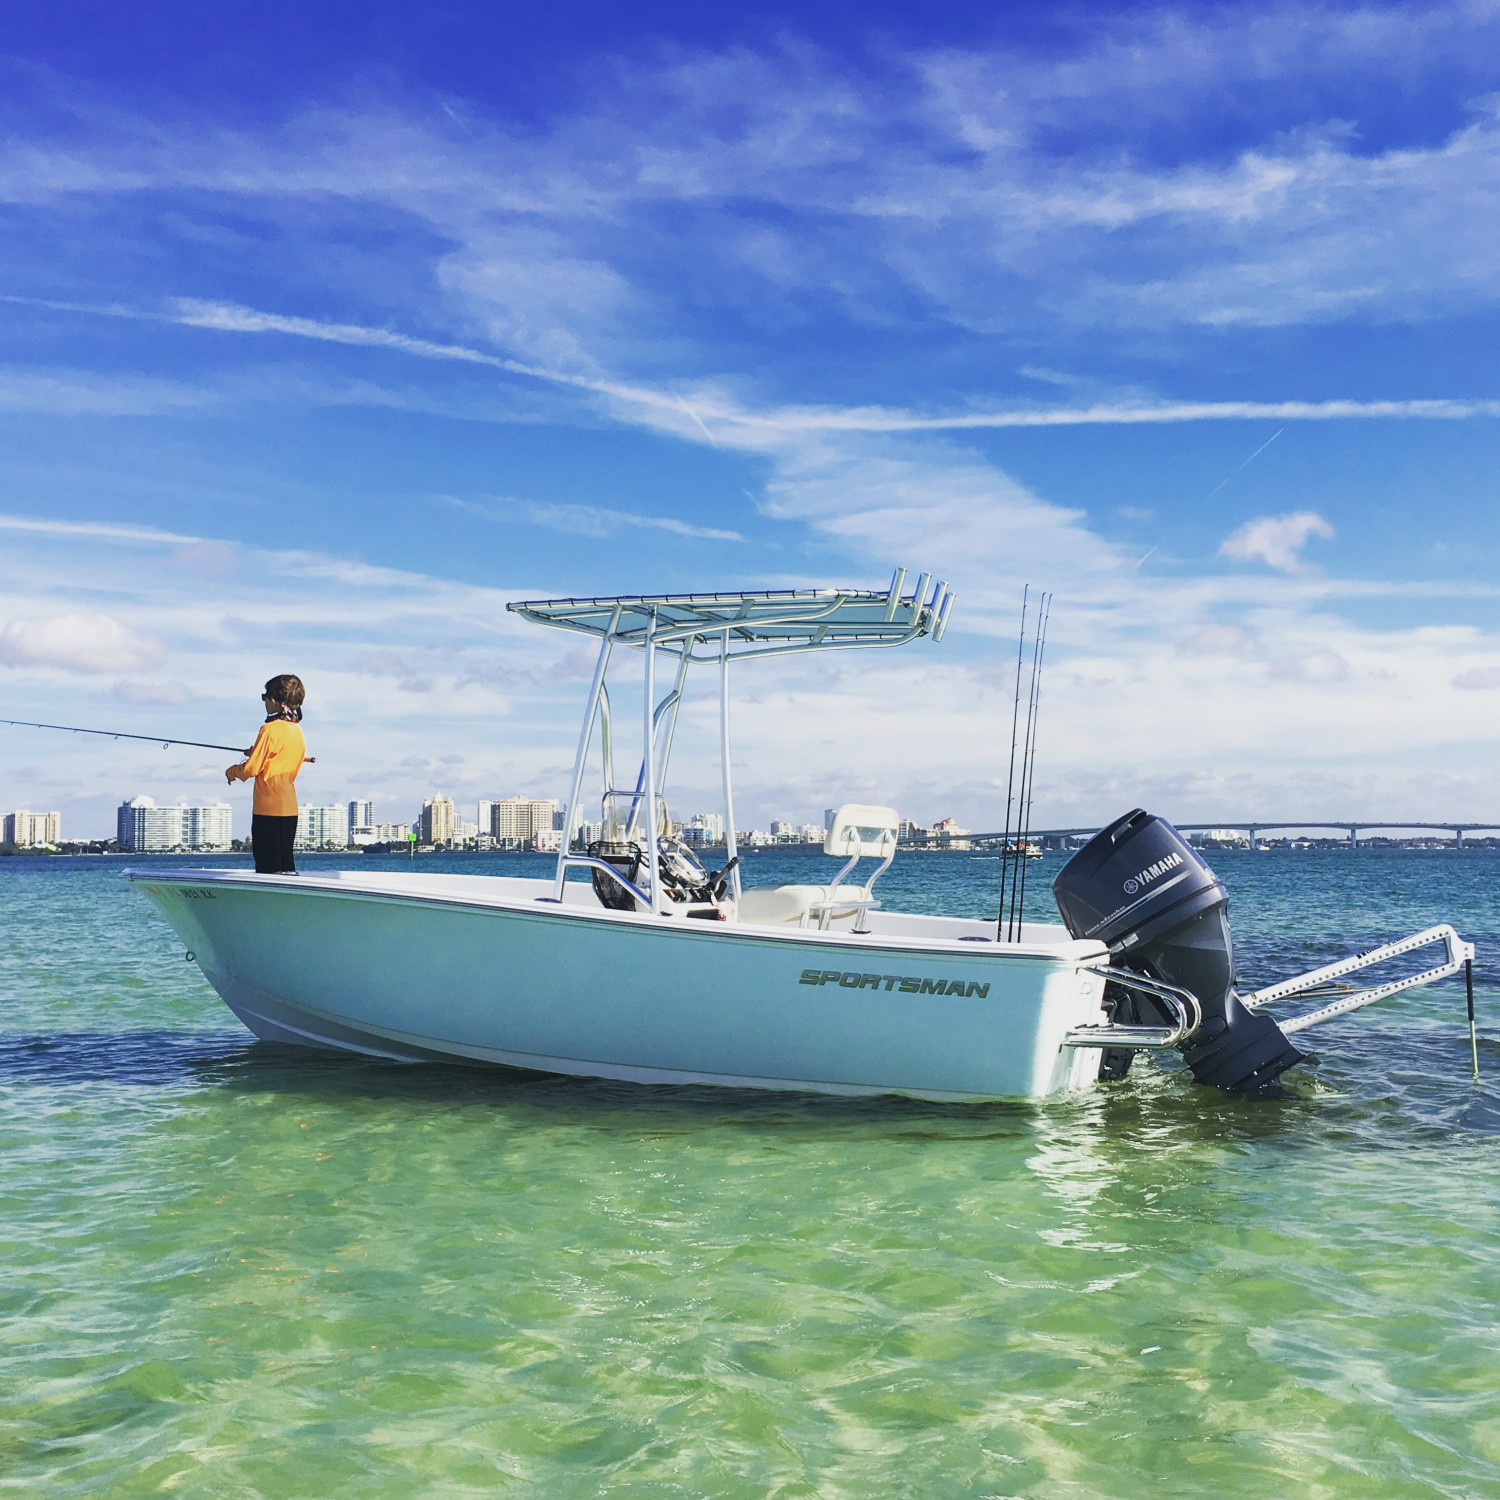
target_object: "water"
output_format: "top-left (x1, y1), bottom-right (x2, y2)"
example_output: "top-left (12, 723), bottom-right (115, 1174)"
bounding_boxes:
top-left (2, 848), bottom-right (1497, 1497)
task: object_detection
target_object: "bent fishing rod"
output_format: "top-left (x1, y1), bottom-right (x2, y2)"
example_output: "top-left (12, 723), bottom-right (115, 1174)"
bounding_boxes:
top-left (2, 717), bottom-right (253, 755)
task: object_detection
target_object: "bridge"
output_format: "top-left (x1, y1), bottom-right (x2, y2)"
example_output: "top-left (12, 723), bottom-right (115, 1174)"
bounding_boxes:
top-left (900, 821), bottom-right (1500, 849)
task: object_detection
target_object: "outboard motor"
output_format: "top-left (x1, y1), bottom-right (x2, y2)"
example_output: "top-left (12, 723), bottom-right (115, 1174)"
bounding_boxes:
top-left (1053, 809), bottom-right (1305, 1092)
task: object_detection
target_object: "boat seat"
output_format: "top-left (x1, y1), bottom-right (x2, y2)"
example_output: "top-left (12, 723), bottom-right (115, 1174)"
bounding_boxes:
top-left (737, 884), bottom-right (867, 927)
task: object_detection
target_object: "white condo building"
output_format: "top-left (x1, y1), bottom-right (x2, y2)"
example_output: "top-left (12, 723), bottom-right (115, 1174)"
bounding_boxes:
top-left (351, 822), bottom-right (412, 845)
top-left (116, 797), bottom-right (232, 851)
top-left (297, 805), bottom-right (350, 850)
top-left (183, 804), bottom-right (233, 850)
top-left (347, 799), bottom-right (374, 830)
top-left (4, 809), bottom-right (61, 847)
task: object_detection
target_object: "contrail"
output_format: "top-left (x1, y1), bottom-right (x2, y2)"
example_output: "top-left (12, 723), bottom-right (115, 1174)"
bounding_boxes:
top-left (1204, 428), bottom-right (1284, 501)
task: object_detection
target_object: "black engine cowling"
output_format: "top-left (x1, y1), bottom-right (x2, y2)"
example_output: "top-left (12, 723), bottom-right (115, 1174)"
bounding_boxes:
top-left (1053, 809), bottom-right (1305, 1092)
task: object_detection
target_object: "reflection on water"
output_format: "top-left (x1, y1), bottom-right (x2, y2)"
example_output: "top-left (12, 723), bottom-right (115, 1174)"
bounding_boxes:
top-left (1, 850), bottom-right (1497, 1496)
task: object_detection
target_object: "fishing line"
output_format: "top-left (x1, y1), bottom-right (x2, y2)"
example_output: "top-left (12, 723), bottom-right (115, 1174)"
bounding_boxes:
top-left (0, 718), bottom-right (251, 754)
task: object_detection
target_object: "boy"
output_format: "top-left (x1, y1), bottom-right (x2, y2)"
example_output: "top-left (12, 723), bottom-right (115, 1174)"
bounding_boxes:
top-left (226, 674), bottom-right (312, 874)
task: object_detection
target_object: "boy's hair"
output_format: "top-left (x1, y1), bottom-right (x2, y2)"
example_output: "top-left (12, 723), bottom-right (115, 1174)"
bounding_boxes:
top-left (264, 674), bottom-right (306, 711)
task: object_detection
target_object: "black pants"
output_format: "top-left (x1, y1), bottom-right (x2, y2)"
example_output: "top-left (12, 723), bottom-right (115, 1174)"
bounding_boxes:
top-left (251, 814), bottom-right (298, 874)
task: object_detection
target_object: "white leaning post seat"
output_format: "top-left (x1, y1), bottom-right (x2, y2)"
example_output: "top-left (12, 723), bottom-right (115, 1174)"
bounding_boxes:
top-left (738, 804), bottom-right (900, 930)
top-left (737, 883), bottom-right (868, 927)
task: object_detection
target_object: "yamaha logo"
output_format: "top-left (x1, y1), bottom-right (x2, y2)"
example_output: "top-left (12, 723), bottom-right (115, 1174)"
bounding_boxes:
top-left (1123, 851), bottom-right (1183, 895)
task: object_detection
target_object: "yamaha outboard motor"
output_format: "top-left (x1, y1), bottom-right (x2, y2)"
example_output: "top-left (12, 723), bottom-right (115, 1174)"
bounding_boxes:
top-left (1053, 809), bottom-right (1305, 1092)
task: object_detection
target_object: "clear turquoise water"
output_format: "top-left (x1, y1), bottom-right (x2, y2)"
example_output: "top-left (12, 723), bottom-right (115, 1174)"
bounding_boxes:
top-left (2, 848), bottom-right (1497, 1497)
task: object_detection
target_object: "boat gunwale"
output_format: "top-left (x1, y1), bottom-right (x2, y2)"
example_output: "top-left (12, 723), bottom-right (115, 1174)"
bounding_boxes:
top-left (122, 866), bottom-right (1108, 966)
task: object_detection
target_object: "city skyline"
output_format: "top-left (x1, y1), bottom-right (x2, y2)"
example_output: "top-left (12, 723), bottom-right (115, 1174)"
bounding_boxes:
top-left (59, 788), bottom-right (855, 849)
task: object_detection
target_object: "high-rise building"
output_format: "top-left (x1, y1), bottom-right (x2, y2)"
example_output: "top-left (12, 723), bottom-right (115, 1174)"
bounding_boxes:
top-left (117, 796), bottom-right (183, 852)
top-left (421, 794), bottom-right (456, 845)
top-left (351, 821), bottom-right (412, 845)
top-left (680, 812), bottom-right (724, 849)
top-left (115, 798), bottom-right (234, 851)
top-left (824, 809), bottom-right (836, 834)
top-left (490, 797), bottom-right (558, 842)
top-left (297, 805), bottom-right (350, 850)
top-left (477, 801), bottom-right (494, 838)
top-left (182, 804), bottom-right (233, 850)
top-left (347, 799), bottom-right (373, 830)
top-left (3, 810), bottom-right (61, 847)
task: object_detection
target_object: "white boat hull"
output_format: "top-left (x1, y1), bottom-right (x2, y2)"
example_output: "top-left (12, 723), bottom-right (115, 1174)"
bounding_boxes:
top-left (126, 869), bottom-right (1112, 1101)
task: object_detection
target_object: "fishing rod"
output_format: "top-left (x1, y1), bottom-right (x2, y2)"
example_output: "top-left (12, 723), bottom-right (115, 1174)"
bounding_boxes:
top-left (1010, 593), bottom-right (1051, 942)
top-left (1005, 595), bottom-right (1048, 941)
top-left (1, 718), bottom-right (253, 756)
top-left (996, 586), bottom-right (1030, 941)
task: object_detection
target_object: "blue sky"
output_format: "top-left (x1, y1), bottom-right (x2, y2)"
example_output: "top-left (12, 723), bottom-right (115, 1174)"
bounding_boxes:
top-left (4, 1), bottom-right (1500, 838)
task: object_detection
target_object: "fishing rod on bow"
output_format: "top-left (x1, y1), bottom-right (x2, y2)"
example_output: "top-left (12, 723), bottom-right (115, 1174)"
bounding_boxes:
top-left (0, 718), bottom-right (254, 756)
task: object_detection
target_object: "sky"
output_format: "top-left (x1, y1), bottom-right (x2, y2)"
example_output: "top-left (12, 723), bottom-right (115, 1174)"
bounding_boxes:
top-left (4, 0), bottom-right (1500, 839)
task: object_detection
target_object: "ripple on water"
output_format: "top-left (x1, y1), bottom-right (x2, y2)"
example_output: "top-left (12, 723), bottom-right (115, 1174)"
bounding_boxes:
top-left (0, 850), bottom-right (1498, 1496)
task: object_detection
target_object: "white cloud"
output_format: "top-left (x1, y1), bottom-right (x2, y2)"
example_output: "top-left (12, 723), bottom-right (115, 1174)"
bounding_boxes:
top-left (1220, 512), bottom-right (1335, 573)
top-left (0, 365), bottom-right (214, 416)
top-left (514, 500), bottom-right (741, 543)
top-left (2, 509), bottom-right (1500, 835)
top-left (0, 613), bottom-right (165, 674)
top-left (113, 679), bottom-right (192, 706)
top-left (0, 512), bottom-right (198, 545)
top-left (445, 493), bottom-right (742, 542)
top-left (1183, 624), bottom-right (1256, 655)
top-left (1453, 666), bottom-right (1500, 690)
top-left (54, 296), bottom-right (1500, 441)
top-left (1267, 648), bottom-right (1352, 684)
top-left (10, 6), bottom-right (1500, 365)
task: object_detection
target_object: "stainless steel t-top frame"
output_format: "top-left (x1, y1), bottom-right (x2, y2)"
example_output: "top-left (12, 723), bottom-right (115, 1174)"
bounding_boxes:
top-left (507, 569), bottom-right (953, 914)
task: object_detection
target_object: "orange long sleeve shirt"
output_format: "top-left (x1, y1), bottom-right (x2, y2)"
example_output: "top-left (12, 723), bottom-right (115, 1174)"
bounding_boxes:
top-left (227, 719), bottom-right (308, 816)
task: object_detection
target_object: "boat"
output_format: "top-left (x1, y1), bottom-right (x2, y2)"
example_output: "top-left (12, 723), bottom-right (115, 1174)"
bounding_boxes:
top-left (125, 571), bottom-right (1476, 1099)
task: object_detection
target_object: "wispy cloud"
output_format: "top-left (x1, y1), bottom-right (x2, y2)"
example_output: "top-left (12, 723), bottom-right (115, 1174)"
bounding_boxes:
top-left (0, 513), bottom-right (199, 545)
top-left (444, 494), bottom-right (742, 542)
top-left (28, 294), bottom-right (1500, 442)
top-left (0, 363), bottom-right (215, 416)
top-left (8, 8), bottom-right (1500, 363)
